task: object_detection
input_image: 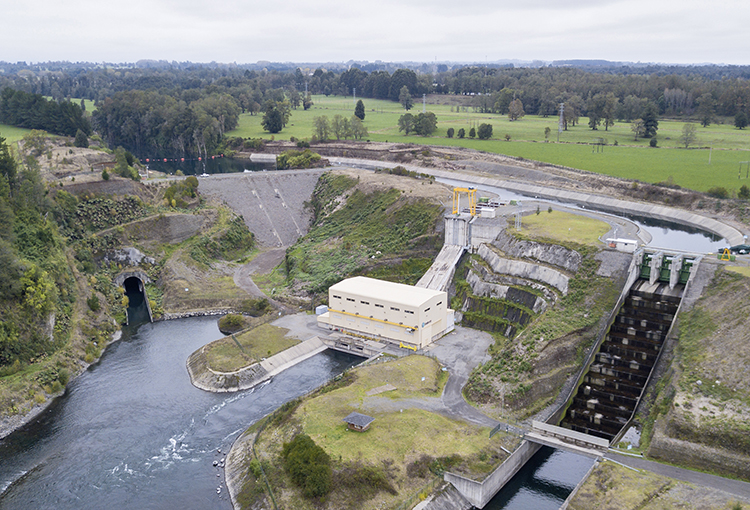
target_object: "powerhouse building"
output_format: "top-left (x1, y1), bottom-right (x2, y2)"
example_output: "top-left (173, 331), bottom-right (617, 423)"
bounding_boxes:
top-left (317, 276), bottom-right (455, 349)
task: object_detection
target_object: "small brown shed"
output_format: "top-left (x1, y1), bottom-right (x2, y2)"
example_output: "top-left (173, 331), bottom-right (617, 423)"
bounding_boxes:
top-left (342, 412), bottom-right (375, 432)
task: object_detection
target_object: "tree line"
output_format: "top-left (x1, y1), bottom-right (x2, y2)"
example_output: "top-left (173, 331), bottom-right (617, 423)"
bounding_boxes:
top-left (92, 89), bottom-right (240, 158)
top-left (3, 62), bottom-right (750, 155)
top-left (0, 88), bottom-right (91, 137)
top-left (4, 62), bottom-right (750, 122)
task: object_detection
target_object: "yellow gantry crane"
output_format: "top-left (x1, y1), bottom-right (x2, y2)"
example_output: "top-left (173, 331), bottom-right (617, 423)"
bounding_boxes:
top-left (452, 187), bottom-right (477, 216)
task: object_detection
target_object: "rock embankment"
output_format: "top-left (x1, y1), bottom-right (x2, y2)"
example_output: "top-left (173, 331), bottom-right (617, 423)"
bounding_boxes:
top-left (226, 429), bottom-right (263, 509)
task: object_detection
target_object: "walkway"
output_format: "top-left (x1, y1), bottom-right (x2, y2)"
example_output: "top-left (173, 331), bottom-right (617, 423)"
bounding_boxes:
top-left (416, 244), bottom-right (465, 291)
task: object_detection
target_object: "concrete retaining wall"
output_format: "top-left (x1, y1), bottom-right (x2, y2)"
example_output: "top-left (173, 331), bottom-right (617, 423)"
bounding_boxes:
top-left (422, 484), bottom-right (473, 510)
top-left (444, 440), bottom-right (542, 508)
top-left (478, 244), bottom-right (570, 295)
top-left (260, 337), bottom-right (327, 377)
top-left (470, 217), bottom-right (505, 248)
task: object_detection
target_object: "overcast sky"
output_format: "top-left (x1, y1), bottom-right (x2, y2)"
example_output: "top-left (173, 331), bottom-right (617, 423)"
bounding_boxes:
top-left (3, 0), bottom-right (749, 65)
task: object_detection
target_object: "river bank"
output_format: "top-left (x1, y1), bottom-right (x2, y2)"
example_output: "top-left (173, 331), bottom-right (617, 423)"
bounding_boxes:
top-left (0, 329), bottom-right (123, 441)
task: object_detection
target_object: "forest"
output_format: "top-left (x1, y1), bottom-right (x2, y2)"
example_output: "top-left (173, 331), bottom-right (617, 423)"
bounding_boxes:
top-left (1, 61), bottom-right (750, 155)
top-left (0, 136), bottom-right (75, 369)
top-left (0, 88), bottom-right (90, 137)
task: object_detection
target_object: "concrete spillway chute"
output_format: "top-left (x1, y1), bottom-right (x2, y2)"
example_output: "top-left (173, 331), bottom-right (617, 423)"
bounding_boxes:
top-left (452, 187), bottom-right (477, 216)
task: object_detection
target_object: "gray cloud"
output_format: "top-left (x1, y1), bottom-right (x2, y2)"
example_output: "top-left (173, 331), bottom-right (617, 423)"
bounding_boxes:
top-left (1, 0), bottom-right (748, 64)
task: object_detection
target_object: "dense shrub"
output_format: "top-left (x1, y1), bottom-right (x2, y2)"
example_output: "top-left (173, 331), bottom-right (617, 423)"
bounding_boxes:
top-left (276, 149), bottom-right (322, 170)
top-left (282, 434), bottom-right (332, 499)
top-left (87, 295), bottom-right (101, 312)
top-left (190, 216), bottom-right (254, 265)
top-left (218, 313), bottom-right (245, 334)
top-left (164, 176), bottom-right (199, 208)
top-left (243, 138), bottom-right (265, 150)
top-left (477, 123), bottom-right (493, 140)
top-left (707, 186), bottom-right (729, 199)
top-left (241, 298), bottom-right (270, 317)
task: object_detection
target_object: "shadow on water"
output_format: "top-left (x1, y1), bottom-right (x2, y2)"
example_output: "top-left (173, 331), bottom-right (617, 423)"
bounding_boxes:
top-left (145, 157), bottom-right (275, 176)
top-left (483, 447), bottom-right (595, 510)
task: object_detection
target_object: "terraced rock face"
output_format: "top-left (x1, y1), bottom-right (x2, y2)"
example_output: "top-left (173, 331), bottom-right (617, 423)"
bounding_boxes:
top-left (461, 237), bottom-right (630, 418)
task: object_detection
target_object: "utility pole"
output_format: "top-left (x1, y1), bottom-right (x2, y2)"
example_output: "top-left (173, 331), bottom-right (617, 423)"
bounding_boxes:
top-left (558, 103), bottom-right (565, 143)
top-left (353, 87), bottom-right (356, 106)
top-left (423, 93), bottom-right (426, 113)
top-left (515, 202), bottom-right (522, 231)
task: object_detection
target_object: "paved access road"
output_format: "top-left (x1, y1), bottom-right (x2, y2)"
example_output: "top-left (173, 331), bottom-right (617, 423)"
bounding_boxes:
top-left (605, 451), bottom-right (750, 500)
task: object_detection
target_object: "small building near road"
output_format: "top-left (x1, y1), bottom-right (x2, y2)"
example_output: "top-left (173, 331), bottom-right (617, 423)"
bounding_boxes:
top-left (606, 238), bottom-right (639, 253)
top-left (316, 276), bottom-right (455, 350)
top-left (343, 412), bottom-right (375, 432)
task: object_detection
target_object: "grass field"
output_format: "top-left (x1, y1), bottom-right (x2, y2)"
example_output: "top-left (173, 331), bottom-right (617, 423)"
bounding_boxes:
top-left (288, 355), bottom-right (515, 475)
top-left (0, 124), bottom-right (31, 144)
top-left (204, 323), bottom-right (299, 372)
top-left (228, 95), bottom-right (750, 194)
top-left (520, 210), bottom-right (611, 246)
top-left (251, 355), bottom-right (518, 509)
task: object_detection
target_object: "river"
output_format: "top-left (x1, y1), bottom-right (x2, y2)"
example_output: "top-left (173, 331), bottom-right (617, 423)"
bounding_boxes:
top-left (0, 317), bottom-right (361, 510)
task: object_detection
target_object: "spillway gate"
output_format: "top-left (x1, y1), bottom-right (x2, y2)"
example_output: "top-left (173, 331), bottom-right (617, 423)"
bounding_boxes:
top-left (560, 250), bottom-right (699, 442)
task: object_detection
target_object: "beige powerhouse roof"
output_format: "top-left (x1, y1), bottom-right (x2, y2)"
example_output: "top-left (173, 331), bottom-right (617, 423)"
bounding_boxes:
top-left (330, 276), bottom-right (443, 307)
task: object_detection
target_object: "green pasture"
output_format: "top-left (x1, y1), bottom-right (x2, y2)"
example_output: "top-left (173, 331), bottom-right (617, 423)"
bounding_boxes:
top-left (0, 124), bottom-right (31, 144)
top-left (520, 210), bottom-right (611, 246)
top-left (228, 95), bottom-right (750, 193)
top-left (279, 356), bottom-right (515, 476)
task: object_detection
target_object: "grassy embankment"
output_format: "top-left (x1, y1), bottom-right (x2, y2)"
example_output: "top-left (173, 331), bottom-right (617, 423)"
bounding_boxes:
top-left (568, 461), bottom-right (748, 510)
top-left (228, 95), bottom-right (750, 194)
top-left (638, 266), bottom-right (750, 480)
top-left (204, 323), bottom-right (299, 373)
top-left (253, 169), bottom-right (446, 300)
top-left (463, 210), bottom-right (620, 420)
top-left (238, 355), bottom-right (518, 510)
